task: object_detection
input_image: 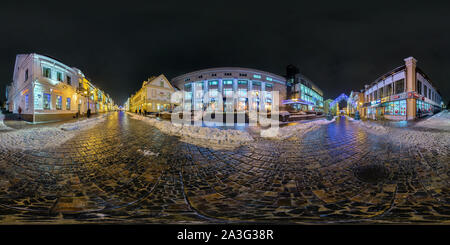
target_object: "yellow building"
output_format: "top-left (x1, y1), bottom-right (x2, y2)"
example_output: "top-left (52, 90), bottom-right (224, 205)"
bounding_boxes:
top-left (129, 74), bottom-right (176, 113)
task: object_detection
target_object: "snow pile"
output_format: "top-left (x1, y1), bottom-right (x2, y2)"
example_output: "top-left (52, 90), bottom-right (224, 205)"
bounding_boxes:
top-left (60, 114), bottom-right (108, 131)
top-left (352, 119), bottom-right (388, 135)
top-left (261, 117), bottom-right (336, 140)
top-left (128, 113), bottom-right (253, 149)
top-left (414, 110), bottom-right (450, 130)
top-left (248, 112), bottom-right (279, 127)
top-left (0, 113), bottom-right (13, 131)
top-left (137, 149), bottom-right (160, 157)
top-left (353, 112), bottom-right (450, 153)
top-left (0, 114), bottom-right (107, 151)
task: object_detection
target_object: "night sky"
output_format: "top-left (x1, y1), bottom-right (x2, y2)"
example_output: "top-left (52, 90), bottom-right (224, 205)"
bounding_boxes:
top-left (1, 0), bottom-right (449, 106)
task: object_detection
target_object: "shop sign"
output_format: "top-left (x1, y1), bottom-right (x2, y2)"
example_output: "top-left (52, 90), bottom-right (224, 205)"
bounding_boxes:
top-left (381, 97), bottom-right (389, 103)
top-left (370, 99), bottom-right (380, 106)
top-left (391, 92), bottom-right (407, 101)
top-left (407, 92), bottom-right (420, 99)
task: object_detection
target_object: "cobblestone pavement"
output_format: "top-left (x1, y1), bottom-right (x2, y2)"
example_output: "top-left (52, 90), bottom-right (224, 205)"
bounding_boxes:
top-left (0, 112), bottom-right (448, 224)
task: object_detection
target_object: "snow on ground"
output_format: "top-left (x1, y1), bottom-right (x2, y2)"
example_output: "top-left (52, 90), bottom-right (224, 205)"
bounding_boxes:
top-left (351, 111), bottom-right (450, 153)
top-left (414, 110), bottom-right (450, 130)
top-left (347, 116), bottom-right (388, 135)
top-left (137, 149), bottom-right (160, 157)
top-left (0, 113), bottom-right (13, 131)
top-left (128, 113), bottom-right (253, 149)
top-left (260, 117), bottom-right (336, 140)
top-left (0, 114), bottom-right (108, 151)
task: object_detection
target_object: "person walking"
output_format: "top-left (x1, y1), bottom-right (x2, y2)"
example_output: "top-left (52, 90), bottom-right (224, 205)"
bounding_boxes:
top-left (18, 106), bottom-right (22, 120)
top-left (87, 108), bottom-right (91, 118)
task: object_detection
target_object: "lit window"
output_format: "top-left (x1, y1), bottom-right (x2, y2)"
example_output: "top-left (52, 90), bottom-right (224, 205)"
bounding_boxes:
top-left (253, 74), bottom-right (261, 79)
top-left (223, 88), bottom-right (233, 97)
top-left (238, 80), bottom-right (247, 85)
top-left (25, 94), bottom-right (29, 110)
top-left (43, 67), bottom-right (51, 78)
top-left (266, 77), bottom-right (273, 81)
top-left (66, 98), bottom-right (71, 110)
top-left (209, 89), bottom-right (218, 97)
top-left (223, 80), bottom-right (233, 85)
top-left (266, 83), bottom-right (273, 88)
top-left (209, 80), bottom-right (218, 86)
top-left (56, 96), bottom-right (62, 110)
top-left (57, 72), bottom-right (63, 82)
top-left (238, 89), bottom-right (247, 97)
top-left (43, 93), bottom-right (51, 109)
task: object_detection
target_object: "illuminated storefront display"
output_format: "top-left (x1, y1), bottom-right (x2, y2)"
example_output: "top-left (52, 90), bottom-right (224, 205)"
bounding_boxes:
top-left (383, 100), bottom-right (406, 116)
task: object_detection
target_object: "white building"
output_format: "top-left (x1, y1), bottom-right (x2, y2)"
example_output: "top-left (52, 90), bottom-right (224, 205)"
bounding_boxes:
top-left (129, 74), bottom-right (176, 113)
top-left (6, 53), bottom-right (113, 122)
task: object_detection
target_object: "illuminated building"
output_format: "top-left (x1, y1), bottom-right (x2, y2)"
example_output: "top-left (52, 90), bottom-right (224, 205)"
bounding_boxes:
top-left (171, 67), bottom-right (287, 112)
top-left (128, 74), bottom-right (176, 113)
top-left (284, 65), bottom-right (324, 112)
top-left (360, 57), bottom-right (443, 120)
top-left (5, 53), bottom-right (114, 122)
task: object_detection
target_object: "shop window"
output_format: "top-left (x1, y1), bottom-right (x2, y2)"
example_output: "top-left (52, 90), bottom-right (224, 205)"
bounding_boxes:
top-left (238, 80), bottom-right (247, 85)
top-left (43, 93), bottom-right (51, 109)
top-left (56, 96), bottom-right (62, 110)
top-left (66, 98), bottom-right (71, 110)
top-left (25, 94), bottom-right (29, 110)
top-left (223, 88), bottom-right (233, 97)
top-left (209, 89), bottom-right (218, 97)
top-left (238, 89), bottom-right (247, 97)
top-left (209, 80), bottom-right (218, 86)
top-left (223, 80), bottom-right (233, 85)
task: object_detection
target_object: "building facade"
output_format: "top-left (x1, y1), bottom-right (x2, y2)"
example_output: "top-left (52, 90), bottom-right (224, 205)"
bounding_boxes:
top-left (284, 65), bottom-right (324, 112)
top-left (171, 67), bottom-right (287, 112)
top-left (361, 57), bottom-right (443, 121)
top-left (129, 74), bottom-right (176, 113)
top-left (6, 53), bottom-right (114, 122)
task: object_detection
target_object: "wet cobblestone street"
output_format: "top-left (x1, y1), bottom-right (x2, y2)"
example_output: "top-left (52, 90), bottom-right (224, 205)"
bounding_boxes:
top-left (0, 112), bottom-right (448, 224)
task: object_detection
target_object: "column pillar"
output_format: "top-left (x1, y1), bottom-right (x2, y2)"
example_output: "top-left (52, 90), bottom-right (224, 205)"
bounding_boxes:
top-left (405, 57), bottom-right (417, 120)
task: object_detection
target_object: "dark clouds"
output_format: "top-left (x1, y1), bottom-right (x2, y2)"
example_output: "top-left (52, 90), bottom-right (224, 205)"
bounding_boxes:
top-left (0, 0), bottom-right (449, 105)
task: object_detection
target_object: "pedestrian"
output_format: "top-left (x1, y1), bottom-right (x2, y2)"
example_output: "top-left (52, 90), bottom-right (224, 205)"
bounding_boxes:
top-left (144, 109), bottom-right (147, 115)
top-left (418, 109), bottom-right (422, 118)
top-left (139, 109), bottom-right (141, 115)
top-left (87, 108), bottom-right (91, 118)
top-left (18, 106), bottom-right (22, 120)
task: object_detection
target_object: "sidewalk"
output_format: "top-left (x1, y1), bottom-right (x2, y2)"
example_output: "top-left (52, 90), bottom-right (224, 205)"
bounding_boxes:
top-left (1, 112), bottom-right (104, 130)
